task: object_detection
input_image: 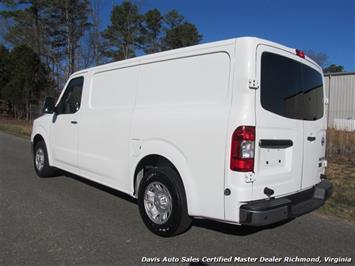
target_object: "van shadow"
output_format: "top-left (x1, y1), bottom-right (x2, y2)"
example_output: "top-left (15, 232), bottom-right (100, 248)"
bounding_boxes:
top-left (62, 171), bottom-right (137, 204)
top-left (59, 171), bottom-right (293, 236)
top-left (192, 218), bottom-right (294, 236)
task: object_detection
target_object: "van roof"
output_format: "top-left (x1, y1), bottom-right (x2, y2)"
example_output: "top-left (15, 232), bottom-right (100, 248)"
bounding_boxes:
top-left (71, 36), bottom-right (321, 77)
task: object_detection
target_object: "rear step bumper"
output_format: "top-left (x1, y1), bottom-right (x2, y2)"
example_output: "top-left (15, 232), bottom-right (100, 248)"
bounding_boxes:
top-left (239, 179), bottom-right (332, 226)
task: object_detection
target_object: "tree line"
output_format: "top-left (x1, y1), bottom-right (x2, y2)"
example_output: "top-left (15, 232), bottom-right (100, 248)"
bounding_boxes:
top-left (0, 0), bottom-right (347, 121)
top-left (0, 0), bottom-right (202, 120)
top-left (305, 50), bottom-right (345, 73)
top-left (0, 44), bottom-right (51, 120)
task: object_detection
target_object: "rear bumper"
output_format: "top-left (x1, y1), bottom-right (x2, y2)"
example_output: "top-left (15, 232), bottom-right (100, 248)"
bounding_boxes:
top-left (239, 179), bottom-right (332, 226)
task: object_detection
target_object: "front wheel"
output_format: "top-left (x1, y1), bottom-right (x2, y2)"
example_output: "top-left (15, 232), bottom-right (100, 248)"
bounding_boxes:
top-left (138, 167), bottom-right (192, 237)
top-left (33, 141), bottom-right (57, 177)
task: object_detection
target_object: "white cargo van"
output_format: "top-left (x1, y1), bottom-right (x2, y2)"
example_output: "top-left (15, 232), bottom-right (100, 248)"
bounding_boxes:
top-left (31, 37), bottom-right (332, 236)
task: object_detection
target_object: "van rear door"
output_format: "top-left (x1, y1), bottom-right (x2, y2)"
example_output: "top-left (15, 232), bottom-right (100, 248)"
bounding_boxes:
top-left (253, 46), bottom-right (304, 199)
top-left (301, 67), bottom-right (326, 189)
top-left (254, 45), bottom-right (325, 200)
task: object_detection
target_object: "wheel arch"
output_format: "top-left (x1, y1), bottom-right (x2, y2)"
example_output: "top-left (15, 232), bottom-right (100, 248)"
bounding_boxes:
top-left (31, 127), bottom-right (53, 165)
top-left (33, 134), bottom-right (45, 151)
top-left (130, 141), bottom-right (198, 216)
top-left (133, 154), bottom-right (179, 195)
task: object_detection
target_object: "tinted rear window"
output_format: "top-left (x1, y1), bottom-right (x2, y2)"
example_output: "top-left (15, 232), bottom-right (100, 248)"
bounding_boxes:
top-left (261, 52), bottom-right (324, 120)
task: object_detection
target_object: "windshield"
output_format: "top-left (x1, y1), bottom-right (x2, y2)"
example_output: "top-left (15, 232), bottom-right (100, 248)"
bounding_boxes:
top-left (261, 52), bottom-right (324, 121)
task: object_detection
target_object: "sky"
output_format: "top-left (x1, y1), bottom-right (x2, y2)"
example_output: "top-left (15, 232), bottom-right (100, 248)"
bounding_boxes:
top-left (101, 0), bottom-right (355, 71)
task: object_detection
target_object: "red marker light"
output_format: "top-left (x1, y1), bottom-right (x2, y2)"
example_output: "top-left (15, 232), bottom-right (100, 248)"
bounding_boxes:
top-left (296, 49), bottom-right (305, 58)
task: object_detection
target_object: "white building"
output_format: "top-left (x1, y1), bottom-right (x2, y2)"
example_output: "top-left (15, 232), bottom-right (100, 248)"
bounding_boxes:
top-left (324, 72), bottom-right (355, 131)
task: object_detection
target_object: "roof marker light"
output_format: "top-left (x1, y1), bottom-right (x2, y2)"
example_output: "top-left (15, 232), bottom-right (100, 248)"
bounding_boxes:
top-left (296, 49), bottom-right (305, 58)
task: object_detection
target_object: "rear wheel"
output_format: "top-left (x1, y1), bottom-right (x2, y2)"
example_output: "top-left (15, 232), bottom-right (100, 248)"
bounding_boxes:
top-left (138, 167), bottom-right (192, 237)
top-left (33, 141), bottom-right (57, 177)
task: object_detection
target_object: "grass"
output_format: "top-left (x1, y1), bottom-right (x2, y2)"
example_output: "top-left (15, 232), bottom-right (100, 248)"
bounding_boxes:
top-left (321, 129), bottom-right (355, 223)
top-left (326, 128), bottom-right (355, 157)
top-left (0, 119), bottom-right (354, 223)
top-left (319, 157), bottom-right (355, 223)
top-left (0, 119), bottom-right (32, 138)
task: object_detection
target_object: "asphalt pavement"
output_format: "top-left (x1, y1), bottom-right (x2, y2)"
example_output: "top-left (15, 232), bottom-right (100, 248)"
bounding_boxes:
top-left (0, 131), bottom-right (354, 265)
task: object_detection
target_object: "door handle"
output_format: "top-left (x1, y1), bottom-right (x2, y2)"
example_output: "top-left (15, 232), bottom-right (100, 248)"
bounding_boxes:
top-left (259, 139), bottom-right (293, 149)
top-left (70, 121), bottom-right (78, 124)
top-left (307, 136), bottom-right (316, 142)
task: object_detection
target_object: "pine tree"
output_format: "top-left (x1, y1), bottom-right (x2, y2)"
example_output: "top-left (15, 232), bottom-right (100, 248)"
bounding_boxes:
top-left (0, 45), bottom-right (10, 99)
top-left (1, 1), bottom-right (42, 56)
top-left (162, 10), bottom-right (202, 50)
top-left (163, 22), bottom-right (202, 50)
top-left (44, 0), bottom-right (91, 76)
top-left (102, 1), bottom-right (142, 61)
top-left (142, 9), bottom-right (163, 54)
top-left (2, 45), bottom-right (51, 120)
top-left (103, 4), bottom-right (203, 61)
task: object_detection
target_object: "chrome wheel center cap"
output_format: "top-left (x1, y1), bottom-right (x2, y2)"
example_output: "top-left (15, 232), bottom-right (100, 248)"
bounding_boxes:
top-left (143, 181), bottom-right (173, 224)
top-left (160, 196), bottom-right (168, 205)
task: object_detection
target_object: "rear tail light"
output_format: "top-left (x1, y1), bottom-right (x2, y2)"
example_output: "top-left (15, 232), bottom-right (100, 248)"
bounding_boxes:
top-left (230, 126), bottom-right (255, 172)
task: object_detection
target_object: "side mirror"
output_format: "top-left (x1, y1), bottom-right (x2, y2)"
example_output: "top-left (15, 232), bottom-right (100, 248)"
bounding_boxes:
top-left (42, 97), bottom-right (56, 114)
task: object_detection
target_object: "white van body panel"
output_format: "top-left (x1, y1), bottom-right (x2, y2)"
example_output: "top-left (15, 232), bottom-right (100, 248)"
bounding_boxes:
top-left (31, 37), bottom-right (328, 224)
top-left (133, 50), bottom-right (233, 219)
top-left (223, 38), bottom-right (257, 222)
top-left (77, 67), bottom-right (138, 194)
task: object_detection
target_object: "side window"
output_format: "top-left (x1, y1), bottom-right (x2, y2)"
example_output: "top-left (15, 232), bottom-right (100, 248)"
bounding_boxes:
top-left (56, 77), bottom-right (84, 115)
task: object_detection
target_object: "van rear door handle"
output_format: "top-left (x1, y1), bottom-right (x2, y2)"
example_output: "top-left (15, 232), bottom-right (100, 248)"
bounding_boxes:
top-left (307, 136), bottom-right (316, 142)
top-left (259, 139), bottom-right (293, 149)
top-left (70, 121), bottom-right (78, 124)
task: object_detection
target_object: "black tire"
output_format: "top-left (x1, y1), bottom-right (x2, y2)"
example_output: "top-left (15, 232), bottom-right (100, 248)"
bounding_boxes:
top-left (33, 141), bottom-right (57, 177)
top-left (138, 167), bottom-right (192, 237)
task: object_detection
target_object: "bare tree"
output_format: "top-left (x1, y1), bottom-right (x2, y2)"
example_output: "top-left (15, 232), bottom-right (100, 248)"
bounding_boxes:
top-left (306, 50), bottom-right (329, 68)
